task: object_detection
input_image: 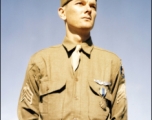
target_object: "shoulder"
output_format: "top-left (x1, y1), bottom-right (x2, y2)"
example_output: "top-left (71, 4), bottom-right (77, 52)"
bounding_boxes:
top-left (92, 46), bottom-right (122, 68)
top-left (93, 46), bottom-right (120, 60)
top-left (92, 46), bottom-right (123, 75)
top-left (33, 44), bottom-right (61, 56)
top-left (30, 44), bottom-right (62, 63)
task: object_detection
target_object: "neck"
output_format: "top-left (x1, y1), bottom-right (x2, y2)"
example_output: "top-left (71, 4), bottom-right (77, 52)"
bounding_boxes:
top-left (65, 24), bottom-right (91, 44)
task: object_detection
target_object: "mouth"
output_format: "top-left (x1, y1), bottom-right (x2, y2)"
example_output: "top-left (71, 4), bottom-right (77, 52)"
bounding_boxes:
top-left (82, 17), bottom-right (91, 20)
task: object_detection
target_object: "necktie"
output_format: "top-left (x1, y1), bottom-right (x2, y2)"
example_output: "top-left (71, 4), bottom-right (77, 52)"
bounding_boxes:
top-left (71, 45), bottom-right (81, 71)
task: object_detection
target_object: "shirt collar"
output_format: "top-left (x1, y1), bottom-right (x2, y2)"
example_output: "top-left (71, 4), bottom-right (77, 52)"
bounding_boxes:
top-left (62, 36), bottom-right (94, 55)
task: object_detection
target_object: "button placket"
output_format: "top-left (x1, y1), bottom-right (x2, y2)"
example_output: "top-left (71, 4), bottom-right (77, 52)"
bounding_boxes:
top-left (73, 52), bottom-right (83, 117)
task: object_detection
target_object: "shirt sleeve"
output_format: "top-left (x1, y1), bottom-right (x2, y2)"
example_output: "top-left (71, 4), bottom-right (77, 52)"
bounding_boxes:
top-left (17, 58), bottom-right (41, 120)
top-left (111, 64), bottom-right (128, 120)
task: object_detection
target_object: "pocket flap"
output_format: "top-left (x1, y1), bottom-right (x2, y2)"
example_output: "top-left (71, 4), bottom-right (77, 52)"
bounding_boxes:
top-left (39, 80), bottom-right (66, 96)
top-left (88, 80), bottom-right (112, 102)
top-left (88, 80), bottom-right (100, 95)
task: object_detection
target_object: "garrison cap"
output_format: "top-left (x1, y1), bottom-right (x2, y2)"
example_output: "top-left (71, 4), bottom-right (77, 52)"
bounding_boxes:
top-left (60, 0), bottom-right (72, 7)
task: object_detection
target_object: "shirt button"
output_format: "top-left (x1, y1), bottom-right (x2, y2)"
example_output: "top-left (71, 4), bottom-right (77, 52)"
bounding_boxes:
top-left (75, 96), bottom-right (78, 100)
top-left (46, 87), bottom-right (49, 91)
top-left (73, 118), bottom-right (78, 120)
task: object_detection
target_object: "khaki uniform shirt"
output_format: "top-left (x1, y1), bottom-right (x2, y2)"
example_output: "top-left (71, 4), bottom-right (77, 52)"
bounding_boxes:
top-left (18, 37), bottom-right (127, 120)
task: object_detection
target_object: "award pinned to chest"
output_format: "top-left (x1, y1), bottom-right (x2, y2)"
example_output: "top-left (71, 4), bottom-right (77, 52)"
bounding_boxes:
top-left (100, 87), bottom-right (107, 97)
top-left (94, 79), bottom-right (111, 98)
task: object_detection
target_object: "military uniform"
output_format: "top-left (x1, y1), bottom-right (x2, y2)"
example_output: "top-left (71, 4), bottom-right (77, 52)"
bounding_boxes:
top-left (18, 37), bottom-right (127, 120)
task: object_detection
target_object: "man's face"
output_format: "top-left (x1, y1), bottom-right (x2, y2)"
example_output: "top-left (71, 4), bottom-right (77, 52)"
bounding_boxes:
top-left (64, 0), bottom-right (97, 31)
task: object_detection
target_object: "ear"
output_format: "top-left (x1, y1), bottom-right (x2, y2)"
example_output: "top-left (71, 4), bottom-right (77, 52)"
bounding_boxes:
top-left (58, 7), bottom-right (66, 21)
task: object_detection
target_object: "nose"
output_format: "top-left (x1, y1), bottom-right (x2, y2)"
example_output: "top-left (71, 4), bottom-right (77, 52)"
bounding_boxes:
top-left (85, 4), bottom-right (92, 14)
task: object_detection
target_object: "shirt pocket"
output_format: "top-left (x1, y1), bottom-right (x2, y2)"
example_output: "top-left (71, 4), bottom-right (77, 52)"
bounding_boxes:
top-left (39, 78), bottom-right (66, 120)
top-left (88, 80), bottom-right (112, 120)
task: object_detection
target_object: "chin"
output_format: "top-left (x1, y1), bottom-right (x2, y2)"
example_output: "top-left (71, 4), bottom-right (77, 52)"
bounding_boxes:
top-left (81, 23), bottom-right (94, 29)
top-left (80, 25), bottom-right (93, 30)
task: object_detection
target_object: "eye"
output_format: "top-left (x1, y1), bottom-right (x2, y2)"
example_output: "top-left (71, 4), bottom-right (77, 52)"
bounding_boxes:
top-left (91, 5), bottom-right (97, 10)
top-left (76, 2), bottom-right (84, 5)
top-left (77, 2), bottom-right (82, 5)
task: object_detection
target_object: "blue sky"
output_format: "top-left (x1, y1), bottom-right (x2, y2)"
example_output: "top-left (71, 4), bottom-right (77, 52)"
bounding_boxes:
top-left (2, 0), bottom-right (151, 120)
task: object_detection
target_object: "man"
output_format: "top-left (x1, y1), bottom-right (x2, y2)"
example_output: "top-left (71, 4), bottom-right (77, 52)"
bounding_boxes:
top-left (18, 0), bottom-right (127, 120)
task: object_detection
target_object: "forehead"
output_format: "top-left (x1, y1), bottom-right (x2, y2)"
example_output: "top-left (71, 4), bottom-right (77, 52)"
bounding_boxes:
top-left (72, 0), bottom-right (97, 3)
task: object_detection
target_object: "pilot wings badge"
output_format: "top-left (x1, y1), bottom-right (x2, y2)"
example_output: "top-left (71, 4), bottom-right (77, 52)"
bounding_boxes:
top-left (94, 79), bottom-right (111, 86)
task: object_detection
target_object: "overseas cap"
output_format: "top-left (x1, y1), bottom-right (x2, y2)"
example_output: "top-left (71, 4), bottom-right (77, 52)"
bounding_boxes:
top-left (60, 0), bottom-right (72, 7)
